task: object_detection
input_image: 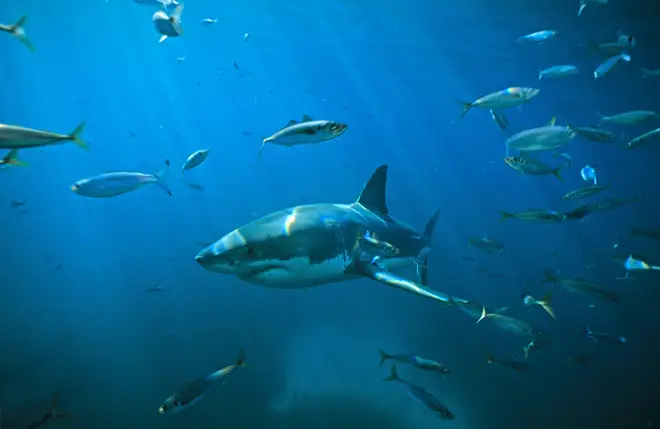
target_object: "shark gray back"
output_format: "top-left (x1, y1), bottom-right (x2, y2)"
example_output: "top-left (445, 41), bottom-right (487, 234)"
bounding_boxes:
top-left (196, 165), bottom-right (457, 304)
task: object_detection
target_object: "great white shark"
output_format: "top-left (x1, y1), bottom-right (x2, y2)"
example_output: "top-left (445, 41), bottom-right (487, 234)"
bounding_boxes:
top-left (195, 165), bottom-right (465, 304)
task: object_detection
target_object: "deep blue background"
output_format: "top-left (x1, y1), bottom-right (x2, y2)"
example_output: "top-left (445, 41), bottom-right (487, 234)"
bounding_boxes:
top-left (1, 0), bottom-right (659, 428)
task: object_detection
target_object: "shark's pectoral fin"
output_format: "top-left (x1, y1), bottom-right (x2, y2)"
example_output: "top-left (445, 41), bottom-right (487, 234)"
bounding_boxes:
top-left (350, 260), bottom-right (451, 304)
top-left (416, 256), bottom-right (429, 287)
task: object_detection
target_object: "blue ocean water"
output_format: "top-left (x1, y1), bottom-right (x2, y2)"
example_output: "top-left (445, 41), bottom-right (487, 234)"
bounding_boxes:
top-left (2, 0), bottom-right (660, 428)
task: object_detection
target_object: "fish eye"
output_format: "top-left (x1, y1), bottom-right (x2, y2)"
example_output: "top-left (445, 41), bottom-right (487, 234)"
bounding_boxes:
top-left (246, 246), bottom-right (255, 256)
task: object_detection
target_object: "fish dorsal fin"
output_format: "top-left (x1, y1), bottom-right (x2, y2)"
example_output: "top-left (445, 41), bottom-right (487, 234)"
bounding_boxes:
top-left (548, 117), bottom-right (557, 126)
top-left (356, 165), bottom-right (389, 215)
top-left (302, 114), bottom-right (313, 122)
top-left (287, 120), bottom-right (297, 126)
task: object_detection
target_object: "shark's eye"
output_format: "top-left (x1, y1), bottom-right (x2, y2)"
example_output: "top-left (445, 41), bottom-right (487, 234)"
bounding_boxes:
top-left (247, 246), bottom-right (255, 255)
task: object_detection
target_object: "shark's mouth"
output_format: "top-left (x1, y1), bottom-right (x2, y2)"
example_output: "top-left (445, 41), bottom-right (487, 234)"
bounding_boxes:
top-left (240, 263), bottom-right (287, 278)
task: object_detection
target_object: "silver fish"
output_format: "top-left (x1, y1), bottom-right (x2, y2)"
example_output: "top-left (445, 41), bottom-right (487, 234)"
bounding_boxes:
top-left (516, 30), bottom-right (557, 43)
top-left (259, 115), bottom-right (347, 157)
top-left (562, 185), bottom-right (607, 200)
top-left (568, 125), bottom-right (616, 143)
top-left (594, 53), bottom-right (630, 79)
top-left (0, 121), bottom-right (86, 150)
top-left (181, 149), bottom-right (209, 174)
top-left (624, 127), bottom-right (660, 149)
top-left (383, 365), bottom-right (454, 419)
top-left (71, 160), bottom-right (172, 198)
top-left (506, 118), bottom-right (574, 152)
top-left (598, 110), bottom-right (659, 125)
top-left (538, 65), bottom-right (579, 79)
top-left (153, 3), bottom-right (184, 43)
top-left (159, 349), bottom-right (246, 414)
top-left (459, 87), bottom-right (539, 117)
top-left (379, 349), bottom-right (450, 374)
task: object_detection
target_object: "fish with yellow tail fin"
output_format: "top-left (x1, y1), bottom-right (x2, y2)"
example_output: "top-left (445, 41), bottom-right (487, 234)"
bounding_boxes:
top-left (0, 150), bottom-right (27, 168)
top-left (486, 355), bottom-right (528, 373)
top-left (521, 290), bottom-right (556, 319)
top-left (0, 121), bottom-right (87, 151)
top-left (477, 306), bottom-right (541, 336)
top-left (159, 348), bottom-right (248, 414)
top-left (378, 349), bottom-right (450, 375)
top-left (23, 394), bottom-right (68, 429)
top-left (0, 15), bottom-right (35, 52)
top-left (458, 87), bottom-right (539, 117)
top-left (383, 365), bottom-right (454, 419)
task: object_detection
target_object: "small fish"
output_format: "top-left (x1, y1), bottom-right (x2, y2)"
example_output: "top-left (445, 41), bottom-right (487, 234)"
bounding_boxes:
top-left (594, 52), bottom-right (631, 79)
top-left (379, 349), bottom-right (450, 375)
top-left (543, 271), bottom-right (618, 301)
top-left (624, 255), bottom-right (660, 271)
top-left (539, 65), bottom-right (579, 79)
top-left (133, 0), bottom-right (179, 7)
top-left (10, 199), bottom-right (26, 209)
top-left (566, 350), bottom-right (593, 366)
top-left (598, 110), bottom-right (659, 125)
top-left (516, 30), bottom-right (557, 43)
top-left (259, 115), bottom-right (347, 157)
top-left (243, 33), bottom-right (250, 42)
top-left (0, 15), bottom-right (34, 52)
top-left (490, 109), bottom-right (508, 130)
top-left (581, 325), bottom-right (626, 344)
top-left (71, 160), bottom-right (172, 198)
top-left (184, 182), bottom-right (205, 191)
top-left (521, 290), bottom-right (555, 319)
top-left (568, 125), bottom-right (616, 143)
top-left (468, 236), bottom-right (506, 255)
top-left (522, 336), bottom-right (552, 360)
top-left (504, 155), bottom-right (565, 181)
top-left (506, 118), bottom-right (575, 152)
top-left (487, 355), bottom-right (528, 372)
top-left (499, 209), bottom-right (566, 222)
top-left (0, 121), bottom-right (86, 150)
top-left (383, 365), bottom-right (454, 419)
top-left (624, 127), bottom-right (660, 149)
top-left (159, 348), bottom-right (247, 413)
top-left (23, 394), bottom-right (68, 429)
top-left (359, 231), bottom-right (400, 259)
top-left (181, 149), bottom-right (209, 174)
top-left (578, 0), bottom-right (607, 16)
top-left (564, 196), bottom-right (640, 220)
top-left (153, 3), bottom-right (184, 43)
top-left (631, 228), bottom-right (660, 240)
top-left (0, 149), bottom-right (26, 168)
top-left (477, 307), bottom-right (538, 336)
top-left (233, 60), bottom-right (240, 70)
top-left (146, 285), bottom-right (166, 292)
top-left (642, 68), bottom-right (660, 79)
top-left (200, 18), bottom-right (218, 26)
top-left (580, 165), bottom-right (597, 184)
top-left (562, 185), bottom-right (607, 200)
top-left (459, 87), bottom-right (539, 117)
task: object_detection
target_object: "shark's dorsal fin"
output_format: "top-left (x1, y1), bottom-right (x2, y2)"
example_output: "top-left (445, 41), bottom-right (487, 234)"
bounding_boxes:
top-left (356, 165), bottom-right (388, 215)
top-left (423, 209), bottom-right (441, 239)
top-left (301, 114), bottom-right (313, 122)
top-left (287, 120), bottom-right (297, 126)
top-left (548, 117), bottom-right (556, 126)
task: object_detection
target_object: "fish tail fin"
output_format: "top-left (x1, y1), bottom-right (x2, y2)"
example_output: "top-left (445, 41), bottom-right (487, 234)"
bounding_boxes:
top-left (10, 15), bottom-right (35, 52)
top-left (553, 168), bottom-right (564, 181)
top-left (641, 68), bottom-right (651, 79)
top-left (170, 4), bottom-right (185, 35)
top-left (476, 306), bottom-right (488, 324)
top-left (383, 365), bottom-right (400, 382)
top-left (457, 101), bottom-right (472, 117)
top-left (378, 349), bottom-right (390, 366)
top-left (69, 121), bottom-right (88, 150)
top-left (236, 347), bottom-right (249, 367)
top-left (630, 228), bottom-right (641, 236)
top-left (621, 53), bottom-right (631, 62)
top-left (50, 393), bottom-right (68, 420)
top-left (578, 3), bottom-right (586, 16)
top-left (2, 149), bottom-right (27, 167)
top-left (154, 159), bottom-right (172, 196)
top-left (258, 139), bottom-right (267, 157)
top-left (499, 211), bottom-right (514, 222)
top-left (540, 290), bottom-right (556, 320)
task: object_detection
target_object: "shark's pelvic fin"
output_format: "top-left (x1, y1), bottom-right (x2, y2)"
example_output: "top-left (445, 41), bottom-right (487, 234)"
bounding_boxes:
top-left (351, 260), bottom-right (451, 304)
top-left (356, 165), bottom-right (389, 215)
